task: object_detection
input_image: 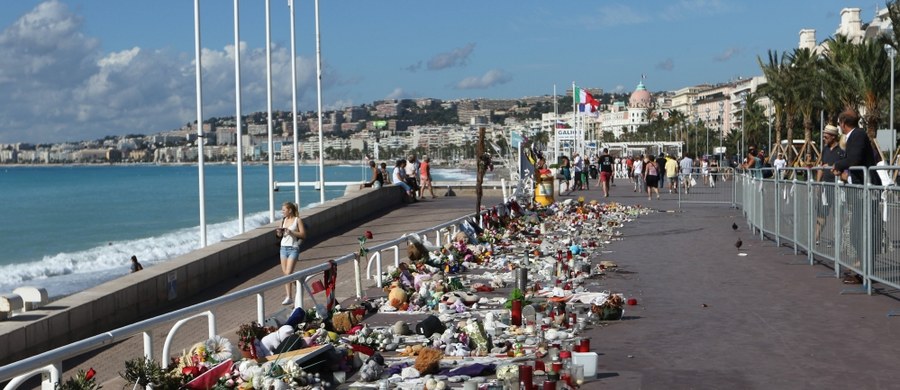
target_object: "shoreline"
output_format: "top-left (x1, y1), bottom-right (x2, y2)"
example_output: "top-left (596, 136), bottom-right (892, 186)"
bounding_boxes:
top-left (0, 159), bottom-right (478, 168)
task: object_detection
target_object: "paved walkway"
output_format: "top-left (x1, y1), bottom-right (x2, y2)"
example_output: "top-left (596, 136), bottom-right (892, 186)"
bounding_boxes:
top-left (14, 177), bottom-right (900, 389)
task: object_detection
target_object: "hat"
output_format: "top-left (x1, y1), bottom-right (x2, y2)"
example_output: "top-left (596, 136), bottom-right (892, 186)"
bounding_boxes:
top-left (824, 125), bottom-right (839, 137)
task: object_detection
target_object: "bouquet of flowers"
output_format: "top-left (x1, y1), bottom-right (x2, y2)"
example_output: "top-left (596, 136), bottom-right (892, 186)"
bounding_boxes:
top-left (58, 368), bottom-right (99, 390)
top-left (236, 322), bottom-right (269, 357)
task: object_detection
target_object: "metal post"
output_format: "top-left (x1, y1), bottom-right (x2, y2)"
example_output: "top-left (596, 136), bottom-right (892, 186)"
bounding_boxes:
top-left (233, 0), bottom-right (245, 234)
top-left (193, 0), bottom-right (207, 247)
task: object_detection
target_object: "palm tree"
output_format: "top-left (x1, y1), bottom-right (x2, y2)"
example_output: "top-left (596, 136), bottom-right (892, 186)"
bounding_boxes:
top-left (758, 50), bottom-right (789, 155)
top-left (788, 47), bottom-right (822, 162)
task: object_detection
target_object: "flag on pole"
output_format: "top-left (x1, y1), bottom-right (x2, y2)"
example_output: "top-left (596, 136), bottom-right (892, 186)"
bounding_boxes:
top-left (556, 120), bottom-right (571, 129)
top-left (574, 85), bottom-right (599, 115)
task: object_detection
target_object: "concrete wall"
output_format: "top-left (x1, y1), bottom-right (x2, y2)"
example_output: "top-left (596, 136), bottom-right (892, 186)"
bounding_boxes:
top-left (0, 185), bottom-right (407, 365)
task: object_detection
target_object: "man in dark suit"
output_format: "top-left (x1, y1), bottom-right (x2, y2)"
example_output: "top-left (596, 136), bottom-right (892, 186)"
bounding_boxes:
top-left (831, 110), bottom-right (881, 284)
top-left (832, 110), bottom-right (881, 186)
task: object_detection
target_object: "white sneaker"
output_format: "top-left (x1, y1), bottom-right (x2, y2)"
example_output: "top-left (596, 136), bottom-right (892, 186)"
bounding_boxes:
top-left (281, 297), bottom-right (293, 305)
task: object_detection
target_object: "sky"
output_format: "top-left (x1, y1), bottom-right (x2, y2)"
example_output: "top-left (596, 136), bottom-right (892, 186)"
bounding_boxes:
top-left (0, 0), bottom-right (874, 144)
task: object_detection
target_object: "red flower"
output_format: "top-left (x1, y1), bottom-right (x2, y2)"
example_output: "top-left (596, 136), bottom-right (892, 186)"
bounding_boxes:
top-left (364, 230), bottom-right (373, 239)
top-left (183, 366), bottom-right (200, 377)
top-left (84, 368), bottom-right (96, 381)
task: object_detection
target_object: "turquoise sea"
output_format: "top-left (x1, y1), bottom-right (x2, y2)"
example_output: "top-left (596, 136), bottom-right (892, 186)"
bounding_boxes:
top-left (0, 164), bottom-right (477, 298)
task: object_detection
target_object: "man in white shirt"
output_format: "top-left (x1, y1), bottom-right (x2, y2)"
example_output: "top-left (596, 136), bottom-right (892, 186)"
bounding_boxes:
top-left (572, 152), bottom-right (585, 190)
top-left (772, 153), bottom-right (787, 179)
top-left (679, 153), bottom-right (694, 193)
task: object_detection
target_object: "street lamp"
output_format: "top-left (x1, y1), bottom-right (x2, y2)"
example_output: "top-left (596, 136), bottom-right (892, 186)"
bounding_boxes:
top-left (884, 45), bottom-right (897, 130)
top-left (767, 105), bottom-right (773, 154)
top-left (718, 101), bottom-right (724, 154)
top-left (740, 98), bottom-right (746, 157)
top-left (705, 107), bottom-right (711, 157)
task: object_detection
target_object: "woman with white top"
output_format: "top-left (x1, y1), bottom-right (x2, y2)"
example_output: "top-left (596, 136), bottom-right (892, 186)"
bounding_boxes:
top-left (392, 159), bottom-right (414, 200)
top-left (632, 155), bottom-right (644, 193)
top-left (276, 202), bottom-right (306, 305)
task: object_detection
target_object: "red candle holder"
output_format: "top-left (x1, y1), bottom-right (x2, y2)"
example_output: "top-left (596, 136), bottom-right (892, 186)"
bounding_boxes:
top-left (543, 380), bottom-right (557, 390)
top-left (518, 364), bottom-right (534, 390)
top-left (579, 338), bottom-right (590, 352)
top-left (511, 299), bottom-right (523, 326)
top-left (534, 359), bottom-right (546, 372)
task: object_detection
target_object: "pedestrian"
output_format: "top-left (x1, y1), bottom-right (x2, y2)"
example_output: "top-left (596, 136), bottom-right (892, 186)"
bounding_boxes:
top-left (361, 160), bottom-right (383, 189)
top-left (832, 110), bottom-right (882, 284)
top-left (772, 153), bottom-right (787, 179)
top-left (392, 159), bottom-right (414, 201)
top-left (405, 154), bottom-right (421, 200)
top-left (597, 148), bottom-right (614, 197)
top-left (277, 201), bottom-right (307, 305)
top-left (130, 255), bottom-right (143, 273)
top-left (679, 153), bottom-right (694, 194)
top-left (558, 155), bottom-right (572, 195)
top-left (632, 154), bottom-right (644, 193)
top-left (572, 152), bottom-right (584, 190)
top-left (420, 155), bottom-right (436, 199)
top-left (644, 155), bottom-right (660, 200)
top-left (655, 153), bottom-right (667, 190)
top-left (665, 154), bottom-right (679, 193)
top-left (814, 124), bottom-right (844, 246)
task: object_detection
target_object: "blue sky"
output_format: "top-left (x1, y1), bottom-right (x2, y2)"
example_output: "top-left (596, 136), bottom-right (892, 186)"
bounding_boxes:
top-left (0, 0), bottom-right (869, 143)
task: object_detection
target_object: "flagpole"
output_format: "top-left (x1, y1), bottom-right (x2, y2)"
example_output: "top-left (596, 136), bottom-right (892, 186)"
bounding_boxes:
top-left (553, 84), bottom-right (558, 164)
top-left (289, 0), bottom-right (300, 205)
top-left (233, 0), bottom-right (245, 233)
top-left (572, 81), bottom-right (576, 157)
top-left (265, 0), bottom-right (275, 222)
top-left (314, 0), bottom-right (325, 204)
top-left (193, 0), bottom-right (207, 247)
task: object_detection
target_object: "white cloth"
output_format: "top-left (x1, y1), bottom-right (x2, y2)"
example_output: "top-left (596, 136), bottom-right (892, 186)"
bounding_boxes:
top-left (773, 158), bottom-right (787, 170)
top-left (260, 325), bottom-right (294, 357)
top-left (633, 159), bottom-right (643, 175)
top-left (573, 155), bottom-right (584, 172)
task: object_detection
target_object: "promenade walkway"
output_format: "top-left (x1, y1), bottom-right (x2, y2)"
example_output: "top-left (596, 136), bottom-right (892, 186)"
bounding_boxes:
top-left (13, 178), bottom-right (900, 389)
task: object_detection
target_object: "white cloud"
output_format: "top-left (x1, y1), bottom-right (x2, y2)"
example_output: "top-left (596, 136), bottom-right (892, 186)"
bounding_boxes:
top-left (0, 1), bottom-right (327, 143)
top-left (454, 69), bottom-right (512, 90)
top-left (714, 47), bottom-right (741, 62)
top-left (386, 88), bottom-right (411, 100)
top-left (427, 43), bottom-right (476, 70)
top-left (656, 58), bottom-right (675, 71)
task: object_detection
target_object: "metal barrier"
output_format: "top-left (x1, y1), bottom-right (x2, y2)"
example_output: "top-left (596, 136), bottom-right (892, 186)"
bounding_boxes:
top-left (736, 165), bottom-right (900, 298)
top-left (0, 205), bottom-right (494, 389)
top-left (676, 167), bottom-right (736, 207)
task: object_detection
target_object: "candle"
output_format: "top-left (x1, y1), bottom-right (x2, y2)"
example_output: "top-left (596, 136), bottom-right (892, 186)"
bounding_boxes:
top-left (542, 380), bottom-right (556, 390)
top-left (518, 364), bottom-right (534, 390)
top-left (534, 359), bottom-right (545, 372)
top-left (579, 338), bottom-right (590, 352)
top-left (511, 299), bottom-right (523, 326)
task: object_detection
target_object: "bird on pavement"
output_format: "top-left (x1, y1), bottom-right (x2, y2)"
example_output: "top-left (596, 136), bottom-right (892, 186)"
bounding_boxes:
top-left (735, 238), bottom-right (743, 251)
top-left (732, 222), bottom-right (738, 231)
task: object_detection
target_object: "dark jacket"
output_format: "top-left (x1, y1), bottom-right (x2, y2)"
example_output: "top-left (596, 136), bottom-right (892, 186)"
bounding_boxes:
top-left (833, 128), bottom-right (881, 185)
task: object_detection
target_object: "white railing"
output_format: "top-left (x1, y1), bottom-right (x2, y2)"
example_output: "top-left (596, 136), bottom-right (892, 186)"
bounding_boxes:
top-left (0, 206), bottom-right (494, 389)
top-left (736, 166), bottom-right (900, 299)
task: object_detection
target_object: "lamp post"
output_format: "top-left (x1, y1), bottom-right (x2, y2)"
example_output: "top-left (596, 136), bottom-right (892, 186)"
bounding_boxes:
top-left (740, 98), bottom-right (746, 157)
top-left (767, 105), bottom-right (773, 154)
top-left (888, 44), bottom-right (895, 132)
top-left (718, 101), bottom-right (724, 154)
top-left (705, 107), bottom-right (711, 157)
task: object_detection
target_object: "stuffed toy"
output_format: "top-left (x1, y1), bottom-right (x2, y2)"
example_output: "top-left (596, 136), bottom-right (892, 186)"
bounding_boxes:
top-left (387, 282), bottom-right (408, 309)
top-left (414, 347), bottom-right (444, 375)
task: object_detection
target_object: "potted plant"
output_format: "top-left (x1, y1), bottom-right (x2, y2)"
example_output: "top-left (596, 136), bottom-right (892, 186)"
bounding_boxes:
top-left (235, 321), bottom-right (267, 358)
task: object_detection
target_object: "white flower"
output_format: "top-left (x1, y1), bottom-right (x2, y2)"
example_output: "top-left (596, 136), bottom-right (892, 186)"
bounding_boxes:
top-left (204, 335), bottom-right (236, 363)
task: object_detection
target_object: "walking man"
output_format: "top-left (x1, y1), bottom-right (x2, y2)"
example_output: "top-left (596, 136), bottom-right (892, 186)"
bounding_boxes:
top-left (598, 148), bottom-right (614, 197)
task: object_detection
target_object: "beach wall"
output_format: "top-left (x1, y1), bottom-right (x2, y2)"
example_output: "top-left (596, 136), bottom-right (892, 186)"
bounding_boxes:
top-left (0, 185), bottom-right (408, 365)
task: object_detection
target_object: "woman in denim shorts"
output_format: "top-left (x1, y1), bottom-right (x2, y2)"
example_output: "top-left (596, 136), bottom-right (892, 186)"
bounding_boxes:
top-left (277, 202), bottom-right (307, 305)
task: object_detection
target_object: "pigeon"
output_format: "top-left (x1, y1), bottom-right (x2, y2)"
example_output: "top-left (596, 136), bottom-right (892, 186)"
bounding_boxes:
top-left (735, 238), bottom-right (743, 251)
top-left (732, 222), bottom-right (738, 231)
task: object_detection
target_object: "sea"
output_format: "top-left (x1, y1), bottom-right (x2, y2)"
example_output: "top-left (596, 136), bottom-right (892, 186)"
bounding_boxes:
top-left (0, 163), bottom-right (479, 298)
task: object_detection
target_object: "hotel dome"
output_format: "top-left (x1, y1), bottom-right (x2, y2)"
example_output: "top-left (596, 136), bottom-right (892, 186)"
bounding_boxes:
top-left (629, 81), bottom-right (652, 108)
